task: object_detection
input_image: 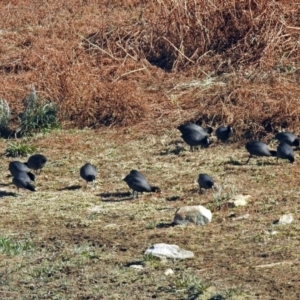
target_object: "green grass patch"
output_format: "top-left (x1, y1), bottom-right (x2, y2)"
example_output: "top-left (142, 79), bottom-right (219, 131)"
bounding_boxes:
top-left (0, 236), bottom-right (33, 256)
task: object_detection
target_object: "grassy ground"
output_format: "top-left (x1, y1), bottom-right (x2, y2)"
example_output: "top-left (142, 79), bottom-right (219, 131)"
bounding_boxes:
top-left (0, 128), bottom-right (300, 299)
top-left (1, 2), bottom-right (300, 299)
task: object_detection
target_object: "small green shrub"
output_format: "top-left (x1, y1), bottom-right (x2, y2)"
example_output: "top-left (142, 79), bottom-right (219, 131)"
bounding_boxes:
top-left (18, 86), bottom-right (59, 136)
top-left (0, 236), bottom-right (33, 256)
top-left (0, 98), bottom-right (11, 135)
top-left (5, 141), bottom-right (37, 157)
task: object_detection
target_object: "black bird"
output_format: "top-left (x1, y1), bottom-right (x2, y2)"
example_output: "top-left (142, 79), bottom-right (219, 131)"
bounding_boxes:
top-left (245, 141), bottom-right (277, 164)
top-left (181, 132), bottom-right (210, 151)
top-left (12, 171), bottom-right (36, 192)
top-left (277, 142), bottom-right (294, 163)
top-left (178, 123), bottom-right (213, 135)
top-left (274, 132), bottom-right (300, 147)
top-left (9, 161), bottom-right (35, 181)
top-left (123, 170), bottom-right (160, 199)
top-left (216, 125), bottom-right (233, 143)
top-left (177, 123), bottom-right (211, 151)
top-left (198, 173), bottom-right (214, 194)
top-left (26, 154), bottom-right (47, 174)
top-left (80, 163), bottom-right (97, 187)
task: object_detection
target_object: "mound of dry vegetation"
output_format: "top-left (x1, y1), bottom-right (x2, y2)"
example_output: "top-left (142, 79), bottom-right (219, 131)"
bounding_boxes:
top-left (0, 0), bottom-right (299, 137)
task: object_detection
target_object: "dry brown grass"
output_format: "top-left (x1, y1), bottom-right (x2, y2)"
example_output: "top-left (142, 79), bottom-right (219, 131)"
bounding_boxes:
top-left (0, 0), bottom-right (299, 136)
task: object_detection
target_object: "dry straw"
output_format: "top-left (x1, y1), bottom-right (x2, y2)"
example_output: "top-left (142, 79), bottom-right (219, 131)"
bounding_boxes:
top-left (0, 0), bottom-right (299, 137)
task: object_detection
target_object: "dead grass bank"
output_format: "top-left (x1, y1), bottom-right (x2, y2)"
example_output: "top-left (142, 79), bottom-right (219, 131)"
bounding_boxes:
top-left (0, 0), bottom-right (299, 138)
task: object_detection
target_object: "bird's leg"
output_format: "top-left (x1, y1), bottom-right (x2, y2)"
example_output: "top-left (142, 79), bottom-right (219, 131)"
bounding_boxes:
top-left (245, 155), bottom-right (251, 164)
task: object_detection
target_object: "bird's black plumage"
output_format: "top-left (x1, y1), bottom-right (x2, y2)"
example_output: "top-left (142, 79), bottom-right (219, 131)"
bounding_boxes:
top-left (80, 163), bottom-right (97, 186)
top-left (9, 161), bottom-right (35, 181)
top-left (177, 123), bottom-right (211, 151)
top-left (178, 123), bottom-right (212, 135)
top-left (12, 171), bottom-right (36, 192)
top-left (123, 170), bottom-right (160, 199)
top-left (26, 154), bottom-right (47, 174)
top-left (277, 142), bottom-right (294, 163)
top-left (274, 132), bottom-right (300, 147)
top-left (245, 141), bottom-right (277, 164)
top-left (216, 125), bottom-right (233, 143)
top-left (198, 173), bottom-right (214, 193)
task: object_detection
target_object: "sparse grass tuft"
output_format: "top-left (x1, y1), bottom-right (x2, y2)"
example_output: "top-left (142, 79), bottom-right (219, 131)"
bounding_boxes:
top-left (212, 185), bottom-right (232, 209)
top-left (172, 274), bottom-right (210, 296)
top-left (223, 287), bottom-right (245, 298)
top-left (5, 141), bottom-right (37, 157)
top-left (145, 221), bottom-right (157, 229)
top-left (0, 98), bottom-right (10, 134)
top-left (73, 244), bottom-right (99, 259)
top-left (143, 253), bottom-right (161, 268)
top-left (31, 264), bottom-right (62, 282)
top-left (17, 86), bottom-right (59, 136)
